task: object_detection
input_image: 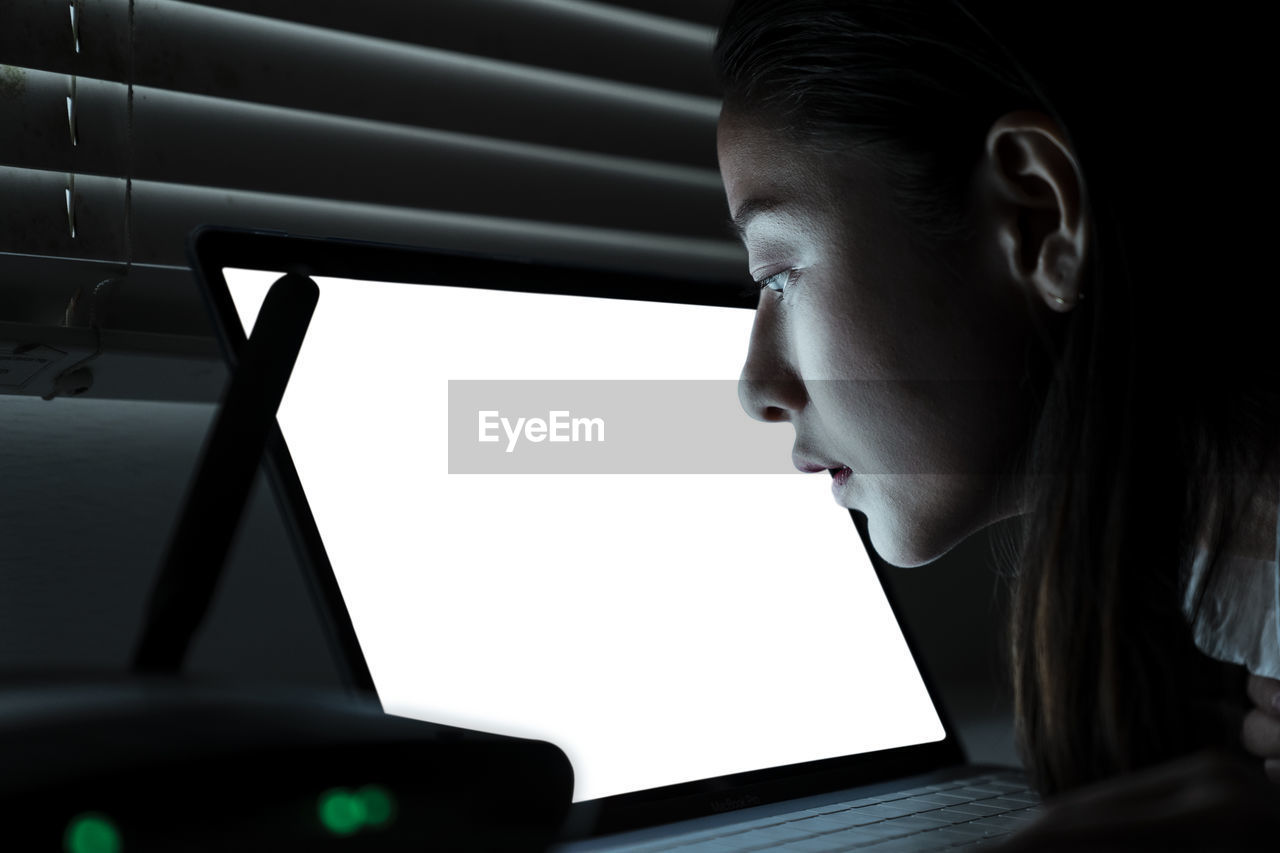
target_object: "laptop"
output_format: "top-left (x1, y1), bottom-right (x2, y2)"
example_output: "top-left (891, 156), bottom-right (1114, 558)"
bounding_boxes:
top-left (188, 226), bottom-right (1040, 852)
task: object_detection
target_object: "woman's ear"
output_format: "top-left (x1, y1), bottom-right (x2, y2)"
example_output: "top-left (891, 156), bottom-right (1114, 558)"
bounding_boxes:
top-left (981, 111), bottom-right (1089, 313)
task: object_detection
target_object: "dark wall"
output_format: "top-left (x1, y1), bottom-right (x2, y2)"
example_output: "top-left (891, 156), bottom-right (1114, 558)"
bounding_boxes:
top-left (878, 519), bottom-right (1020, 766)
top-left (0, 395), bottom-right (344, 687)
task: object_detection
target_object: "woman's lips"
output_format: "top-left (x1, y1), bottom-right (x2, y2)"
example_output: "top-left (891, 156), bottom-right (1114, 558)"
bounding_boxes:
top-left (792, 454), bottom-right (853, 499)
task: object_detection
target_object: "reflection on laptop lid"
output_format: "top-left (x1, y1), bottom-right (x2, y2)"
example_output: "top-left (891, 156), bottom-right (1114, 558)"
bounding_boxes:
top-left (190, 229), bottom-right (1020, 848)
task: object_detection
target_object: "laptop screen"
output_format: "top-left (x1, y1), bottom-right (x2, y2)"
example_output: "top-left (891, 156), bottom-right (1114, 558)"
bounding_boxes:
top-left (222, 267), bottom-right (945, 803)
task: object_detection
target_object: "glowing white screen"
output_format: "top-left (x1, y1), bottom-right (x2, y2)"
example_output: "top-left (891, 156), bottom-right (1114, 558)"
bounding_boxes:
top-left (225, 269), bottom-right (945, 802)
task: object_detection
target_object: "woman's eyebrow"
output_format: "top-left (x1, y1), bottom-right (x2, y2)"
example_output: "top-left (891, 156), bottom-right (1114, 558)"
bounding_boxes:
top-left (729, 197), bottom-right (787, 241)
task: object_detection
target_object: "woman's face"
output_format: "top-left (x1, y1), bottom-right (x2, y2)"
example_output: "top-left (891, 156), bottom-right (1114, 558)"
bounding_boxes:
top-left (718, 110), bottom-right (1038, 567)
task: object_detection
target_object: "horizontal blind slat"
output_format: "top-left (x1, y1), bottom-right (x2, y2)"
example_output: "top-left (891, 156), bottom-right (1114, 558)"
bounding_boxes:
top-left (174, 0), bottom-right (722, 96)
top-left (600, 0), bottom-right (730, 27)
top-left (0, 168), bottom-right (127, 260)
top-left (0, 254), bottom-right (214, 334)
top-left (1, 166), bottom-right (746, 283)
top-left (0, 70), bottom-right (129, 175)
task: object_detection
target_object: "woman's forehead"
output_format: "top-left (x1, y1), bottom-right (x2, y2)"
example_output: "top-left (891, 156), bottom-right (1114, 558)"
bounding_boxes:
top-left (717, 113), bottom-right (834, 213)
top-left (717, 113), bottom-right (789, 202)
top-left (717, 111), bottom-right (898, 242)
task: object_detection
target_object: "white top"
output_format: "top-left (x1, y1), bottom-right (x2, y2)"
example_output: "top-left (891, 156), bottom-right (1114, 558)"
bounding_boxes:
top-left (1182, 494), bottom-right (1280, 680)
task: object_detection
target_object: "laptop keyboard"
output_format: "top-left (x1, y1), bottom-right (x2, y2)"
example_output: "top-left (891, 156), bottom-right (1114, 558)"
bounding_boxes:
top-left (619, 771), bottom-right (1041, 852)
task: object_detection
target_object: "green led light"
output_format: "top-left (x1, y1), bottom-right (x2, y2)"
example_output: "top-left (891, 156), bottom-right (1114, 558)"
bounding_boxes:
top-left (354, 785), bottom-right (395, 828)
top-left (64, 813), bottom-right (122, 853)
top-left (318, 789), bottom-right (366, 836)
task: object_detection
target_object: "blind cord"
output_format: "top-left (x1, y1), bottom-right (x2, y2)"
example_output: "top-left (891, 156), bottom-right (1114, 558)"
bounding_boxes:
top-left (46, 0), bottom-right (123, 400)
top-left (46, 277), bottom-right (117, 400)
top-left (124, 0), bottom-right (135, 275)
top-left (65, 0), bottom-right (79, 239)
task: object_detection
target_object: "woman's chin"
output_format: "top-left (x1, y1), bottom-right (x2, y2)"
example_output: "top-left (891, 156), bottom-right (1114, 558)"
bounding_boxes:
top-left (867, 510), bottom-right (971, 569)
top-left (865, 475), bottom-right (1020, 569)
top-left (876, 542), bottom-right (942, 570)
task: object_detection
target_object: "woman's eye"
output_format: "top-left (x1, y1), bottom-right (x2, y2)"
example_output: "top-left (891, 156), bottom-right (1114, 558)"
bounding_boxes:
top-left (737, 268), bottom-right (799, 303)
top-left (758, 269), bottom-right (793, 294)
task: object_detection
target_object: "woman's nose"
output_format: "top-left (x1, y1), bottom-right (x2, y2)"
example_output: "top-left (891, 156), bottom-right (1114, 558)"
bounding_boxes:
top-left (737, 313), bottom-right (805, 423)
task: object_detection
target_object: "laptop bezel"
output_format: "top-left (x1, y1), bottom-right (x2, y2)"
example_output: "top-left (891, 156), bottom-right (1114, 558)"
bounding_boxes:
top-left (187, 226), bottom-right (969, 838)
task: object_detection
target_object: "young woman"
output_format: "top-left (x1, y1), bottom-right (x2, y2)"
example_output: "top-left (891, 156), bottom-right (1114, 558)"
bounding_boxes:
top-left (714, 0), bottom-right (1280, 843)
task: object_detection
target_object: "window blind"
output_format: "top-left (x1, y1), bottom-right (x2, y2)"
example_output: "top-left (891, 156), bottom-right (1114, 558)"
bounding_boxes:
top-left (0, 0), bottom-right (742, 386)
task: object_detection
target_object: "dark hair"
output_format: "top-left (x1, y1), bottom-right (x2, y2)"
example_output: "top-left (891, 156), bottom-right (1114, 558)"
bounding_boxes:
top-left (716, 1), bottom-right (1280, 794)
